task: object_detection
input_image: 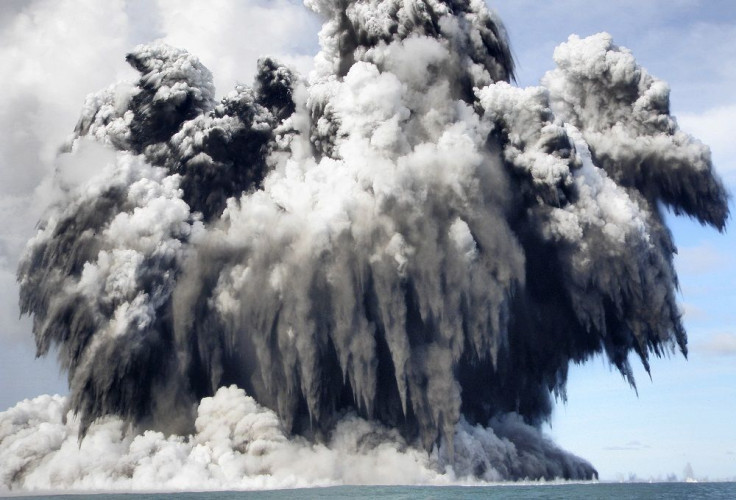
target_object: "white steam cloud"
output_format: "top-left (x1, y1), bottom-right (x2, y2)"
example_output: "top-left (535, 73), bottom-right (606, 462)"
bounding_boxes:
top-left (0, 386), bottom-right (591, 490)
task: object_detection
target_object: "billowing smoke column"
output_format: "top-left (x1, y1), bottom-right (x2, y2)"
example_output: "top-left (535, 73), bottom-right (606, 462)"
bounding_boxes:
top-left (6, 0), bottom-right (728, 488)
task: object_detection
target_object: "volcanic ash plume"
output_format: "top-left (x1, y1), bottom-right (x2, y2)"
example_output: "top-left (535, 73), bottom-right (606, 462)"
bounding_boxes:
top-left (5, 0), bottom-right (728, 489)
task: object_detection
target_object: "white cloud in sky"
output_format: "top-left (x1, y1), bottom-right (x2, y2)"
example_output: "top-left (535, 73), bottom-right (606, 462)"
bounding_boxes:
top-left (154, 0), bottom-right (320, 96)
top-left (679, 302), bottom-right (706, 322)
top-left (696, 333), bottom-right (736, 356)
top-left (674, 242), bottom-right (729, 275)
top-left (0, 0), bottom-right (133, 184)
top-left (604, 440), bottom-right (651, 452)
top-left (678, 104), bottom-right (736, 179)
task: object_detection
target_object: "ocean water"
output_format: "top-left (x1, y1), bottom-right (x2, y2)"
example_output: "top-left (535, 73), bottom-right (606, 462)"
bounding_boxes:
top-left (10, 482), bottom-right (736, 500)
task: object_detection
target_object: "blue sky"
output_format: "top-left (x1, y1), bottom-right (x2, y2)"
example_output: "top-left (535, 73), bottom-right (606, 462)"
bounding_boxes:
top-left (0, 0), bottom-right (734, 482)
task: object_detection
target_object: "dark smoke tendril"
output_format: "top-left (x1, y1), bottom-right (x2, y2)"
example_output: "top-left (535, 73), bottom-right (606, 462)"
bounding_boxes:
top-left (16, 0), bottom-right (728, 482)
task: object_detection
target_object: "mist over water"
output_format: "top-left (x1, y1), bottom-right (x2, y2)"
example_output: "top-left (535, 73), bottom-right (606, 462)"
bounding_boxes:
top-left (2, 0), bottom-right (728, 491)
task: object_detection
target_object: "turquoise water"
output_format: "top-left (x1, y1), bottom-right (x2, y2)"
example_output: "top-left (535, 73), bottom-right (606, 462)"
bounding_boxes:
top-left (11, 482), bottom-right (736, 499)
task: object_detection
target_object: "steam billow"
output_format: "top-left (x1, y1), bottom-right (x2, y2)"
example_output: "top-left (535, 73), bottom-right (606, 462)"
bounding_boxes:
top-left (4, 0), bottom-right (728, 490)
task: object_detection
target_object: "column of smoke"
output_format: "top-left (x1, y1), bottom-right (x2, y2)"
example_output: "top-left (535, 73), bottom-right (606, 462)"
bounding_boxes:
top-left (2, 0), bottom-right (728, 490)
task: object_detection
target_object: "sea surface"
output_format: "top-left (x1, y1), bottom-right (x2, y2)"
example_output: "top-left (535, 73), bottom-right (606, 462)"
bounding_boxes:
top-left (7, 482), bottom-right (736, 500)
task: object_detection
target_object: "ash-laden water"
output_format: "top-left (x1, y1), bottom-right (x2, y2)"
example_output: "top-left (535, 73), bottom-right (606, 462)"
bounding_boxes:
top-left (3, 0), bottom-right (728, 490)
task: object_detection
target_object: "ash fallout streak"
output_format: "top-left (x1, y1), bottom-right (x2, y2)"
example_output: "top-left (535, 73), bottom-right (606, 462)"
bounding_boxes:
top-left (8, 0), bottom-right (728, 486)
